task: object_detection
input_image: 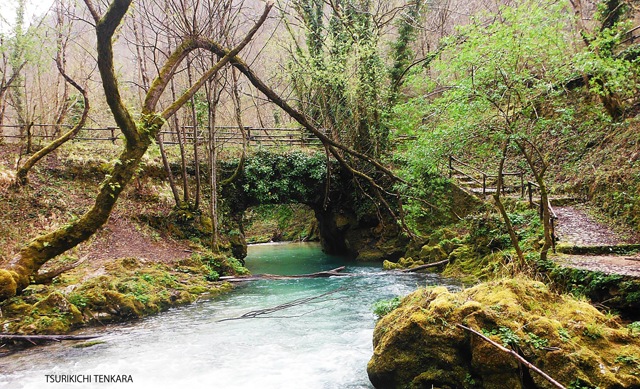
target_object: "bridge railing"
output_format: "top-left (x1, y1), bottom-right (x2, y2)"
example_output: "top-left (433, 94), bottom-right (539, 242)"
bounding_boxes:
top-left (0, 123), bottom-right (324, 148)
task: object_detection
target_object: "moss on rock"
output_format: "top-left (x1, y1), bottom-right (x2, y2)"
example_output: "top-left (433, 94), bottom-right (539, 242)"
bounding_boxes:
top-left (0, 254), bottom-right (239, 335)
top-left (0, 269), bottom-right (19, 300)
top-left (368, 278), bottom-right (640, 389)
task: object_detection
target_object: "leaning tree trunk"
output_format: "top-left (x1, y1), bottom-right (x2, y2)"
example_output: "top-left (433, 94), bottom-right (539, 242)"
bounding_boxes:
top-left (514, 139), bottom-right (553, 261)
top-left (1, 134), bottom-right (152, 298)
top-left (0, 0), bottom-right (272, 300)
top-left (493, 138), bottom-right (526, 268)
top-left (538, 180), bottom-right (553, 261)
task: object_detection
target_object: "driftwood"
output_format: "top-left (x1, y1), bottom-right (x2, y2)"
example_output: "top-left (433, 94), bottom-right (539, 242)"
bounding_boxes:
top-left (218, 287), bottom-right (345, 322)
top-left (457, 324), bottom-right (566, 389)
top-left (219, 266), bottom-right (349, 282)
top-left (0, 334), bottom-right (100, 345)
top-left (400, 259), bottom-right (450, 273)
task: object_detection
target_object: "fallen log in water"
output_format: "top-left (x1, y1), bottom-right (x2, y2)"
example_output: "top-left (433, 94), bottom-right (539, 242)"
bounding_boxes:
top-left (219, 266), bottom-right (349, 282)
top-left (400, 259), bottom-right (450, 273)
top-left (0, 334), bottom-right (100, 344)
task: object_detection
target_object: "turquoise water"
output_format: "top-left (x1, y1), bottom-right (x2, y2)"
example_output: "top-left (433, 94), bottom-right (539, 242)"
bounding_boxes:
top-left (0, 242), bottom-right (456, 389)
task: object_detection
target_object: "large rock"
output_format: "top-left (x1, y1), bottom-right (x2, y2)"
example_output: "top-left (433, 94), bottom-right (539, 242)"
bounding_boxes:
top-left (368, 278), bottom-right (640, 389)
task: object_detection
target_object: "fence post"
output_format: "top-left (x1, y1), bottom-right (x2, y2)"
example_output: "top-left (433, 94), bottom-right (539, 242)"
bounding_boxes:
top-left (520, 172), bottom-right (524, 198)
top-left (528, 182), bottom-right (533, 206)
top-left (109, 127), bottom-right (116, 144)
top-left (551, 215), bottom-right (556, 253)
top-left (245, 126), bottom-right (252, 147)
top-left (448, 155), bottom-right (453, 178)
top-left (482, 173), bottom-right (487, 195)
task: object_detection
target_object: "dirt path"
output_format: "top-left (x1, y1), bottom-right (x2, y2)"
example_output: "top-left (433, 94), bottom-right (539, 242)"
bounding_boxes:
top-left (76, 214), bottom-right (193, 268)
top-left (554, 205), bottom-right (640, 277)
top-left (558, 253), bottom-right (640, 277)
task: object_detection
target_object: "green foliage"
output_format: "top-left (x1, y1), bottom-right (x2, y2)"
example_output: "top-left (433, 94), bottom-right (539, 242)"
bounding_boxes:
top-left (287, 0), bottom-right (392, 155)
top-left (241, 151), bottom-right (326, 205)
top-left (395, 0), bottom-right (579, 233)
top-left (205, 269), bottom-right (220, 282)
top-left (583, 323), bottom-right (604, 340)
top-left (615, 355), bottom-right (639, 366)
top-left (525, 332), bottom-right (549, 349)
top-left (67, 293), bottom-right (88, 309)
top-left (372, 296), bottom-right (402, 319)
top-left (574, 0), bottom-right (637, 119)
top-left (558, 327), bottom-right (571, 342)
top-left (483, 326), bottom-right (521, 347)
top-left (195, 252), bottom-right (249, 278)
top-left (629, 321), bottom-right (640, 334)
top-left (568, 379), bottom-right (600, 389)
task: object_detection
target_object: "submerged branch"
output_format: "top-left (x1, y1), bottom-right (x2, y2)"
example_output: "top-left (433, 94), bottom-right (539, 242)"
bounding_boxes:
top-left (217, 287), bottom-right (346, 322)
top-left (0, 334), bottom-right (100, 343)
top-left (400, 259), bottom-right (449, 272)
top-left (219, 266), bottom-right (349, 282)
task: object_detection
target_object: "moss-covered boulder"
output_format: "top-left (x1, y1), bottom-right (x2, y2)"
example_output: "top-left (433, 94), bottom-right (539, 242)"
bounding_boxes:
top-left (368, 278), bottom-right (640, 389)
top-left (419, 245), bottom-right (448, 262)
top-left (383, 257), bottom-right (425, 270)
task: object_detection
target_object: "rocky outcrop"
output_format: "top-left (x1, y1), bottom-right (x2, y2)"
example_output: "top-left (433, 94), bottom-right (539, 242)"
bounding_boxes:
top-left (314, 207), bottom-right (409, 261)
top-left (368, 278), bottom-right (640, 389)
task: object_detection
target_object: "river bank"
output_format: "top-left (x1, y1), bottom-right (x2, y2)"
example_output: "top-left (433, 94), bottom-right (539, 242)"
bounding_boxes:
top-left (0, 243), bottom-right (455, 389)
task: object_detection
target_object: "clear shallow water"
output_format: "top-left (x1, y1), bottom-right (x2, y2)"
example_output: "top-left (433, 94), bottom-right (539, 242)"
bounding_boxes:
top-left (0, 242), bottom-right (456, 389)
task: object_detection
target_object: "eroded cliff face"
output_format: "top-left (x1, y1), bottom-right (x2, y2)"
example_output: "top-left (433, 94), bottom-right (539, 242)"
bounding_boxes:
top-left (367, 278), bottom-right (640, 389)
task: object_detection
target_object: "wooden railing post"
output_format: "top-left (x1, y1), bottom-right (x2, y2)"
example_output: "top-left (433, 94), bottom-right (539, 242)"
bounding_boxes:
top-left (448, 155), bottom-right (453, 178)
top-left (482, 173), bottom-right (487, 195)
top-left (551, 215), bottom-right (557, 253)
top-left (520, 172), bottom-right (524, 198)
top-left (528, 182), bottom-right (533, 206)
top-left (245, 126), bottom-right (252, 146)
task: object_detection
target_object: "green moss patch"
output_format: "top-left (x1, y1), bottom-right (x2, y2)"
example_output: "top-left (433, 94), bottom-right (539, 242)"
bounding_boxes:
top-left (0, 254), bottom-right (240, 335)
top-left (368, 278), bottom-right (640, 389)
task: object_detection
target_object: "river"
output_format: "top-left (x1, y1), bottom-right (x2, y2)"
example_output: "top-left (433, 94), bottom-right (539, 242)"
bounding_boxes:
top-left (0, 242), bottom-right (456, 389)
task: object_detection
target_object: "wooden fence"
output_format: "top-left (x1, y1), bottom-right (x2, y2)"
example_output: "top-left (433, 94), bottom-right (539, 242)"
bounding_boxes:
top-left (448, 155), bottom-right (557, 252)
top-left (0, 123), bottom-right (324, 148)
top-left (448, 155), bottom-right (525, 196)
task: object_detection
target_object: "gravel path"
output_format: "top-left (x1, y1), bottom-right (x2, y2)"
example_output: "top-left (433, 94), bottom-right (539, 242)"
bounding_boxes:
top-left (554, 205), bottom-right (640, 277)
top-left (554, 205), bottom-right (639, 246)
top-left (558, 253), bottom-right (640, 277)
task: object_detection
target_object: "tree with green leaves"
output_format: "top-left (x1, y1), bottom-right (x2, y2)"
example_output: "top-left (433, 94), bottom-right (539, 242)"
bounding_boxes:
top-left (401, 0), bottom-right (578, 265)
top-left (572, 0), bottom-right (640, 120)
top-left (285, 0), bottom-right (393, 156)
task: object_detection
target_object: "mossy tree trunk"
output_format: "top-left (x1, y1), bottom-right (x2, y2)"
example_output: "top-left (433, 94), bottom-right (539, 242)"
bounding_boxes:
top-left (0, 0), bottom-right (272, 300)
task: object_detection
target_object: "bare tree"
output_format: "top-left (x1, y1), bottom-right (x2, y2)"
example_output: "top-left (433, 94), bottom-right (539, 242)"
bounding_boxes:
top-left (14, 0), bottom-right (90, 184)
top-left (0, 0), bottom-right (273, 300)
